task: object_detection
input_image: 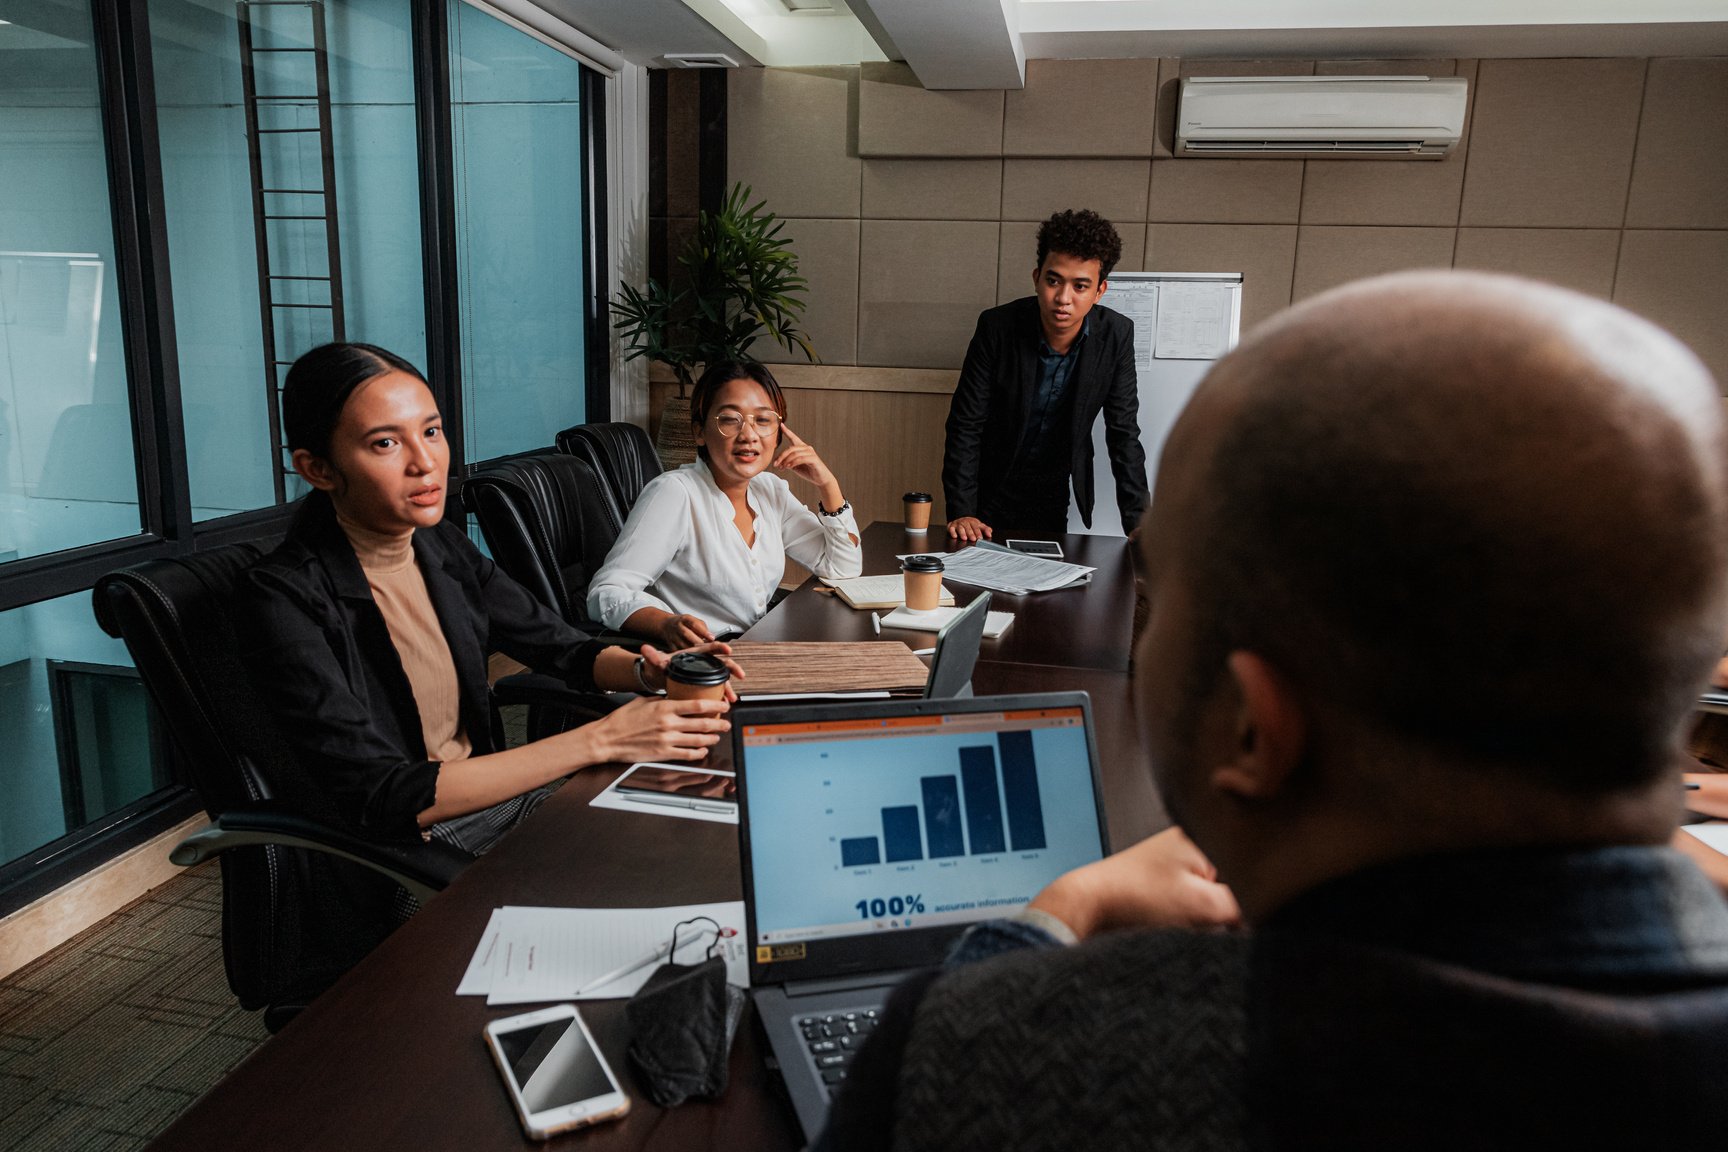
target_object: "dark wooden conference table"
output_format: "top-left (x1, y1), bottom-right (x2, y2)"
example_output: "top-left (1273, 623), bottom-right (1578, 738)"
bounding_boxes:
top-left (148, 522), bottom-right (1168, 1152)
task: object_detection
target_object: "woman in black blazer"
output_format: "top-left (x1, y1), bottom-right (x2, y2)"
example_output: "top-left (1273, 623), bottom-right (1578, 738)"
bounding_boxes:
top-left (240, 343), bottom-right (740, 852)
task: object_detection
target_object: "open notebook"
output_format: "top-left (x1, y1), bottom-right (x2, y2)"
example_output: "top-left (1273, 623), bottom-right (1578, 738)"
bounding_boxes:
top-left (822, 574), bottom-right (955, 611)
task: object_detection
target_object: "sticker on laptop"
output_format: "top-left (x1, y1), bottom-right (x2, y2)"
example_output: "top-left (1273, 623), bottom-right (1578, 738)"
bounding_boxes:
top-left (756, 942), bottom-right (808, 964)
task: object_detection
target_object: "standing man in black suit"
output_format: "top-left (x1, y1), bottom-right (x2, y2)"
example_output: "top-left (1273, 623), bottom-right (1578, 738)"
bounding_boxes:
top-left (942, 209), bottom-right (1148, 542)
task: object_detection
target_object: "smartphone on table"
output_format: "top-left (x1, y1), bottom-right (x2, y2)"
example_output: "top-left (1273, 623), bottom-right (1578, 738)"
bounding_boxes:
top-left (1005, 539), bottom-right (1064, 558)
top-left (484, 1004), bottom-right (630, 1138)
top-left (614, 763), bottom-right (737, 811)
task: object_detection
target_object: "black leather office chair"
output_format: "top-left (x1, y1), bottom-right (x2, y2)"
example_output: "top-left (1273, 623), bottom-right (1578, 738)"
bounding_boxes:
top-left (462, 452), bottom-right (627, 632)
top-left (93, 546), bottom-right (470, 1032)
top-left (555, 421), bottom-right (662, 530)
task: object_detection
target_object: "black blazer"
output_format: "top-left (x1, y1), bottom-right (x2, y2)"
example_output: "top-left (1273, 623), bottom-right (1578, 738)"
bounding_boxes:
top-left (238, 492), bottom-right (605, 841)
top-left (942, 297), bottom-right (1149, 533)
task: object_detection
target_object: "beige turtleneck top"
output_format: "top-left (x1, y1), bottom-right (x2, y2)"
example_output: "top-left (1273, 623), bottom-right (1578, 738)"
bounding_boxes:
top-left (338, 515), bottom-right (472, 766)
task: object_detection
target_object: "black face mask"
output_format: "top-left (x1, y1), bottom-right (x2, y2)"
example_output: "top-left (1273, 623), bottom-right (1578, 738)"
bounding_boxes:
top-left (625, 918), bottom-right (746, 1108)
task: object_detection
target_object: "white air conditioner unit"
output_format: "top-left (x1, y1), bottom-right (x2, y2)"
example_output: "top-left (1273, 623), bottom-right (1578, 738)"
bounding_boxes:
top-left (1176, 76), bottom-right (1468, 160)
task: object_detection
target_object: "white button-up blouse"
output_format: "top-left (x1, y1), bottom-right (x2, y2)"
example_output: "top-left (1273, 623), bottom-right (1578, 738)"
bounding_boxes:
top-left (587, 461), bottom-right (863, 637)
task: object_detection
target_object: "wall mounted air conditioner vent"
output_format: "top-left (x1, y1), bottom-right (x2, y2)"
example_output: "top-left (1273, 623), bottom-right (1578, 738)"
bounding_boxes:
top-left (664, 53), bottom-right (740, 68)
top-left (1176, 76), bottom-right (1468, 160)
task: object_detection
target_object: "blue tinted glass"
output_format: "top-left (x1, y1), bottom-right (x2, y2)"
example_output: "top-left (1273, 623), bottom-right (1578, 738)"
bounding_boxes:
top-left (0, 590), bottom-right (149, 869)
top-left (150, 0), bottom-right (427, 521)
top-left (0, 2), bottom-right (143, 561)
top-left (449, 0), bottom-right (587, 463)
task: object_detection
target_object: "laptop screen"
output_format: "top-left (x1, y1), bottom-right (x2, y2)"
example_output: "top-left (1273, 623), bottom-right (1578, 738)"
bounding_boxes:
top-left (737, 695), bottom-right (1108, 984)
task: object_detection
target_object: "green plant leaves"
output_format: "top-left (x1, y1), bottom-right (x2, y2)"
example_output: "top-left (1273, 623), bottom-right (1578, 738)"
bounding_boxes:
top-left (611, 182), bottom-right (817, 373)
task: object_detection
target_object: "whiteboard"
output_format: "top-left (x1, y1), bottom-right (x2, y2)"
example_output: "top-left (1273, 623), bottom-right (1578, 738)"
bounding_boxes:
top-left (1067, 271), bottom-right (1243, 536)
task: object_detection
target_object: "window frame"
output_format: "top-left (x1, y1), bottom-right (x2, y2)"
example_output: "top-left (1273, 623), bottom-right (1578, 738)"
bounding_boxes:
top-left (0, 0), bottom-right (609, 899)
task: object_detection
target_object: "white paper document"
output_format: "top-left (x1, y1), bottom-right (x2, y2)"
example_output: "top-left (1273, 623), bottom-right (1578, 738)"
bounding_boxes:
top-left (1154, 281), bottom-right (1235, 360)
top-left (590, 763), bottom-right (739, 825)
top-left (1108, 280), bottom-right (1160, 373)
top-left (456, 908), bottom-right (505, 996)
top-left (1683, 822), bottom-right (1728, 855)
top-left (459, 901), bottom-right (749, 1004)
top-left (879, 605), bottom-right (1014, 638)
top-left (901, 542), bottom-right (1095, 596)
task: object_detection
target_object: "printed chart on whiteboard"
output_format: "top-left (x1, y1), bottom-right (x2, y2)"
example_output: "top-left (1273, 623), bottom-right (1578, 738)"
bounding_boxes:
top-left (1155, 281), bottom-right (1236, 360)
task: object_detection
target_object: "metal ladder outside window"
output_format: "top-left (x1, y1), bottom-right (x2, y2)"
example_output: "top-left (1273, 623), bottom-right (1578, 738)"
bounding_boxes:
top-left (236, 0), bottom-right (346, 503)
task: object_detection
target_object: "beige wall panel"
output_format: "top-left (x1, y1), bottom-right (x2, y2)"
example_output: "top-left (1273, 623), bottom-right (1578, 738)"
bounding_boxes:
top-left (1145, 223), bottom-right (1297, 334)
top-left (862, 159), bottom-right (1003, 220)
top-left (1453, 228), bottom-right (1620, 298)
top-left (859, 220), bottom-right (1000, 368)
top-left (1300, 60), bottom-right (1477, 226)
top-left (775, 388), bottom-right (954, 529)
top-left (756, 218), bottom-right (860, 366)
top-left (996, 221), bottom-right (1146, 305)
top-left (1157, 59), bottom-right (1317, 156)
top-left (1301, 155), bottom-right (1468, 226)
top-left (1313, 59), bottom-right (1456, 77)
top-left (1625, 58), bottom-right (1728, 229)
top-left (1004, 59), bottom-right (1160, 157)
top-left (1459, 58), bottom-right (1645, 228)
top-left (1292, 225), bottom-right (1457, 300)
top-left (1000, 159), bottom-right (1151, 223)
top-left (1614, 230), bottom-right (1728, 386)
top-left (1149, 158), bottom-right (1304, 224)
top-left (859, 62), bottom-right (1005, 157)
top-left (729, 67), bottom-right (860, 218)
top-left (761, 363), bottom-right (959, 394)
top-left (1181, 59), bottom-right (1318, 77)
top-left (997, 221), bottom-right (1039, 304)
top-left (1154, 58), bottom-right (1180, 158)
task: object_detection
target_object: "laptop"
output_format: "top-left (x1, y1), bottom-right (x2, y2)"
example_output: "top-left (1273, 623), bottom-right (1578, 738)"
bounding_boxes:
top-left (734, 692), bottom-right (1111, 1142)
top-left (923, 591), bottom-right (992, 699)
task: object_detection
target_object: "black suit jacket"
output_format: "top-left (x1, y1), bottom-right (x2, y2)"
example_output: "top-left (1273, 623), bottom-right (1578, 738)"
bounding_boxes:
top-left (238, 492), bottom-right (605, 841)
top-left (942, 297), bottom-right (1148, 533)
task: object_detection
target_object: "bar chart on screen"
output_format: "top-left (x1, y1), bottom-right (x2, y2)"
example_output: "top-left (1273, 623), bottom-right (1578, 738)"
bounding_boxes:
top-left (836, 730), bottom-right (1049, 868)
top-left (743, 716), bottom-right (1104, 942)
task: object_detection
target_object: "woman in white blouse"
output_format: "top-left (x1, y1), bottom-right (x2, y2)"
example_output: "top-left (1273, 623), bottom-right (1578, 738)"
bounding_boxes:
top-left (588, 361), bottom-right (863, 647)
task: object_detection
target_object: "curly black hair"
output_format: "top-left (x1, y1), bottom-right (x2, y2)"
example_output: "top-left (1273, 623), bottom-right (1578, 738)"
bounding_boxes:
top-left (1036, 209), bottom-right (1123, 281)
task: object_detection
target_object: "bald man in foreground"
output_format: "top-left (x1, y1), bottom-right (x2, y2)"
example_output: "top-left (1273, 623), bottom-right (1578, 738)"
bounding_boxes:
top-left (817, 271), bottom-right (1728, 1151)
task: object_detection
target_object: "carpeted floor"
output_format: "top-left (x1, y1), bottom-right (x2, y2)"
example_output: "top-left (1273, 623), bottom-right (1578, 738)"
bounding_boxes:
top-left (0, 862), bottom-right (268, 1151)
top-left (0, 704), bottom-right (531, 1150)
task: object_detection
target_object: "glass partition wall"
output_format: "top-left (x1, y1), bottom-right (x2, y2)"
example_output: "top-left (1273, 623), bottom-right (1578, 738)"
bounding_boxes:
top-left (0, 0), bottom-right (604, 907)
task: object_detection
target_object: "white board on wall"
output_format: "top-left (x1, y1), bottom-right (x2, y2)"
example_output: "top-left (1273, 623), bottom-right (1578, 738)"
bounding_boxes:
top-left (1067, 271), bottom-right (1243, 537)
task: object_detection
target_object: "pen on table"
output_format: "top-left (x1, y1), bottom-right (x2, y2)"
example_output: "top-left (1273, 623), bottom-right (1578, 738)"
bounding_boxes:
top-left (575, 937), bottom-right (677, 995)
top-left (1686, 782), bottom-right (1702, 790)
top-left (621, 790), bottom-right (732, 812)
top-left (871, 612), bottom-right (880, 635)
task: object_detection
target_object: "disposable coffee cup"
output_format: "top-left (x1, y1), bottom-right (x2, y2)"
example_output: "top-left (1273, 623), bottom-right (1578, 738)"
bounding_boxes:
top-left (901, 554), bottom-right (945, 613)
top-left (903, 491), bottom-right (933, 533)
top-left (664, 652), bottom-right (731, 701)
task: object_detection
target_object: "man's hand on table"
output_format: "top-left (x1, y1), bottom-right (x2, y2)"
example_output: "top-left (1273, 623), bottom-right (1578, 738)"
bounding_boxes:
top-left (947, 517), bottom-right (993, 543)
top-left (1027, 827), bottom-right (1241, 941)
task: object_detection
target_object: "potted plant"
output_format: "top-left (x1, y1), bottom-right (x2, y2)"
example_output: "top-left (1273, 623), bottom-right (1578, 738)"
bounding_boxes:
top-left (612, 183), bottom-right (816, 467)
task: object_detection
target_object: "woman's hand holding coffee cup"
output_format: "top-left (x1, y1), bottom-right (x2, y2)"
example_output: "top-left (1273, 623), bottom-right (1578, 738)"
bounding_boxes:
top-left (640, 642), bottom-right (743, 701)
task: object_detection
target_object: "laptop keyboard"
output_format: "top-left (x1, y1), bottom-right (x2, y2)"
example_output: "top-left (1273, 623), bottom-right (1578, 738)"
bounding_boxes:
top-left (796, 1009), bottom-right (880, 1093)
